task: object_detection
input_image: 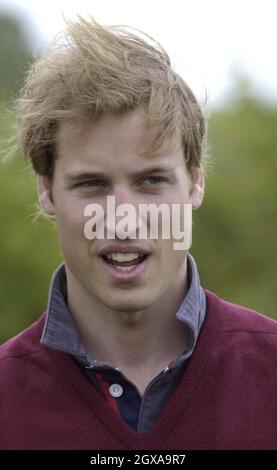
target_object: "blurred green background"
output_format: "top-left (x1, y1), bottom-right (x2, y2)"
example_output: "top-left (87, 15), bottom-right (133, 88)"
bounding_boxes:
top-left (0, 14), bottom-right (276, 343)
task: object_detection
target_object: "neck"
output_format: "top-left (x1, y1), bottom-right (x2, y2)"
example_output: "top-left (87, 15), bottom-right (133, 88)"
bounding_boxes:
top-left (66, 260), bottom-right (189, 380)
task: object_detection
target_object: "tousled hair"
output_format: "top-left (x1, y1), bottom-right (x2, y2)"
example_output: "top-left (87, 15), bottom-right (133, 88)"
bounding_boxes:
top-left (16, 16), bottom-right (207, 180)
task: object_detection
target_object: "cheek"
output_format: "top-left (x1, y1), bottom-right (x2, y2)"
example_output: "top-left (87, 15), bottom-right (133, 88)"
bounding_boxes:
top-left (157, 240), bottom-right (186, 272)
top-left (55, 199), bottom-right (89, 245)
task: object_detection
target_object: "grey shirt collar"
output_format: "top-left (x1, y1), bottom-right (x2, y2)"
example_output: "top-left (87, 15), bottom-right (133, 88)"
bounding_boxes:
top-left (40, 253), bottom-right (206, 367)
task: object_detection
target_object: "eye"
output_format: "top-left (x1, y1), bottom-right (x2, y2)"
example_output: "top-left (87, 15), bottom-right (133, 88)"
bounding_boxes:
top-left (143, 176), bottom-right (168, 184)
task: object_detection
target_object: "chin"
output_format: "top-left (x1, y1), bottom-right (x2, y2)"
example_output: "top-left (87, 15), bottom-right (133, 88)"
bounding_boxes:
top-left (102, 295), bottom-right (155, 313)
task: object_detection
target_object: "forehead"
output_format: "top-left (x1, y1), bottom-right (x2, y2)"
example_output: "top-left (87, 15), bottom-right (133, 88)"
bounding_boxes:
top-left (57, 110), bottom-right (153, 153)
top-left (55, 109), bottom-right (183, 174)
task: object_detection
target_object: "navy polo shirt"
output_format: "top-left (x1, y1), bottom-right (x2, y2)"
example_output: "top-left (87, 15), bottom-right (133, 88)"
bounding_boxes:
top-left (41, 253), bottom-right (206, 434)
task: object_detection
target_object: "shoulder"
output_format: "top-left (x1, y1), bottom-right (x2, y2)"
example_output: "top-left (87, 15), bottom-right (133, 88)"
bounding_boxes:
top-left (204, 289), bottom-right (277, 368)
top-left (204, 288), bottom-right (277, 334)
top-left (0, 314), bottom-right (46, 367)
top-left (0, 313), bottom-right (65, 396)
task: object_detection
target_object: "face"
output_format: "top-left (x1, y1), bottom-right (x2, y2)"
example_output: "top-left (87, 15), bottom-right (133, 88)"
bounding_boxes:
top-left (38, 109), bottom-right (204, 312)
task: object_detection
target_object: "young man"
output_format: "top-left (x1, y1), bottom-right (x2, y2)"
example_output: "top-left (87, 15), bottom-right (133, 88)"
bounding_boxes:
top-left (0, 17), bottom-right (276, 450)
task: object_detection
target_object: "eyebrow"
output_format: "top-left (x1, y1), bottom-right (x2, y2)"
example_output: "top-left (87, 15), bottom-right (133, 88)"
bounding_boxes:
top-left (64, 166), bottom-right (175, 183)
top-left (65, 171), bottom-right (107, 183)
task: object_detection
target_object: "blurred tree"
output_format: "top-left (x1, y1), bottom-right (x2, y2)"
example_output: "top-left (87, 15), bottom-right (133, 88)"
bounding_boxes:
top-left (0, 14), bottom-right (276, 341)
top-left (0, 14), bottom-right (58, 343)
top-left (0, 153), bottom-right (62, 343)
top-left (1, 90), bottom-right (276, 343)
top-left (0, 14), bottom-right (33, 101)
top-left (192, 92), bottom-right (277, 318)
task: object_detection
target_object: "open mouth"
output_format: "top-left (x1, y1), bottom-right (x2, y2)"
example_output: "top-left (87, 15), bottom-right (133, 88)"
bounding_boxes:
top-left (102, 253), bottom-right (148, 272)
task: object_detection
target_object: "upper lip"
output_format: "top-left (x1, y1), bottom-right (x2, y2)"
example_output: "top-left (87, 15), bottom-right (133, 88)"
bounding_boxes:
top-left (98, 244), bottom-right (151, 256)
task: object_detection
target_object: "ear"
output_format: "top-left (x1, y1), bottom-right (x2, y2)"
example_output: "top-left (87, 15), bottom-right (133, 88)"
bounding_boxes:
top-left (189, 167), bottom-right (205, 209)
top-left (37, 175), bottom-right (55, 217)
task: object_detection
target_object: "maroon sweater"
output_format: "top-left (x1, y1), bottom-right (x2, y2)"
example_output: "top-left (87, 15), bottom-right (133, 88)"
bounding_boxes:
top-left (0, 289), bottom-right (277, 450)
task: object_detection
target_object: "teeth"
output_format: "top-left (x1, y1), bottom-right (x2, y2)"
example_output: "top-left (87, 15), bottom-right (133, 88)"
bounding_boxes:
top-left (106, 252), bottom-right (143, 262)
top-left (115, 266), bottom-right (135, 272)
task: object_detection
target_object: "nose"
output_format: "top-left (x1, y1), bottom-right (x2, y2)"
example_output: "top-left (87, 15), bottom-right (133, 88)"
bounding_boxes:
top-left (105, 186), bottom-right (142, 240)
top-left (113, 185), bottom-right (135, 208)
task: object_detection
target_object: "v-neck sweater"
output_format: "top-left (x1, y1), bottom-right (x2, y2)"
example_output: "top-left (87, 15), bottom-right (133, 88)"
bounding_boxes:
top-left (0, 289), bottom-right (277, 450)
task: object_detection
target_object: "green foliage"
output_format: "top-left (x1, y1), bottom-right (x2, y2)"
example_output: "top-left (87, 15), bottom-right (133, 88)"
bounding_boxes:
top-left (0, 14), bottom-right (276, 341)
top-left (0, 15), bottom-right (33, 101)
top-left (0, 151), bottom-right (62, 342)
top-left (191, 97), bottom-right (277, 318)
top-left (1, 93), bottom-right (276, 343)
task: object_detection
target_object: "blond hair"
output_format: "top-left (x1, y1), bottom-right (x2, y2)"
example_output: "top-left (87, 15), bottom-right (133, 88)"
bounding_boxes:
top-left (16, 16), bottom-right (207, 180)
